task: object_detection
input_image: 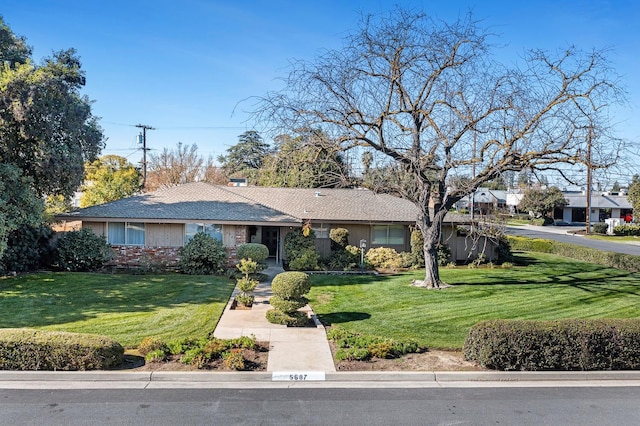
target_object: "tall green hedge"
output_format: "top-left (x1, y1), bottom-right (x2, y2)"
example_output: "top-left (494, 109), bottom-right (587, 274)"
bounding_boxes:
top-left (464, 319), bottom-right (640, 371)
top-left (0, 329), bottom-right (124, 370)
top-left (507, 235), bottom-right (640, 273)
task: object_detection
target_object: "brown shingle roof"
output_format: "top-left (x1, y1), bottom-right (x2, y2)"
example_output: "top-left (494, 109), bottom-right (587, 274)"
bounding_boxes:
top-left (57, 182), bottom-right (472, 225)
top-left (57, 182), bottom-right (300, 224)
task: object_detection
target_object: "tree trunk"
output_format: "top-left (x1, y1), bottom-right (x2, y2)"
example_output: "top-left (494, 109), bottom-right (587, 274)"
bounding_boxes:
top-left (423, 242), bottom-right (442, 289)
top-left (417, 212), bottom-right (444, 289)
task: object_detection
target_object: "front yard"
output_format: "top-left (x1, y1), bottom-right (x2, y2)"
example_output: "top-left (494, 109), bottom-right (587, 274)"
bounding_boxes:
top-left (0, 273), bottom-right (235, 348)
top-left (307, 252), bottom-right (640, 349)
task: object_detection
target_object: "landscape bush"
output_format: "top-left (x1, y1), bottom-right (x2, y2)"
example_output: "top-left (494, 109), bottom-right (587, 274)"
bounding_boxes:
top-left (463, 319), bottom-right (640, 371)
top-left (329, 228), bottom-right (350, 251)
top-left (266, 271), bottom-right (311, 326)
top-left (507, 235), bottom-right (640, 273)
top-left (288, 249), bottom-right (320, 271)
top-left (0, 224), bottom-right (54, 273)
top-left (139, 335), bottom-right (258, 369)
top-left (327, 327), bottom-right (423, 361)
top-left (236, 243), bottom-right (269, 264)
top-left (365, 247), bottom-right (403, 269)
top-left (178, 232), bottom-right (228, 275)
top-left (55, 228), bottom-right (113, 272)
top-left (326, 228), bottom-right (360, 270)
top-left (613, 224), bottom-right (640, 236)
top-left (592, 222), bottom-right (608, 234)
top-left (0, 328), bottom-right (124, 370)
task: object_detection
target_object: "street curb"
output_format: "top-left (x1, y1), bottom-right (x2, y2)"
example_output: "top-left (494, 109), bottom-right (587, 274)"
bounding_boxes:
top-left (2, 370), bottom-right (640, 382)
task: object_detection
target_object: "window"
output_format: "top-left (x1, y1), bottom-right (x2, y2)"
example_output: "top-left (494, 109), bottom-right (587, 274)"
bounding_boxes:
top-left (372, 225), bottom-right (405, 245)
top-left (107, 222), bottom-right (145, 245)
top-left (186, 223), bottom-right (223, 243)
top-left (312, 227), bottom-right (329, 239)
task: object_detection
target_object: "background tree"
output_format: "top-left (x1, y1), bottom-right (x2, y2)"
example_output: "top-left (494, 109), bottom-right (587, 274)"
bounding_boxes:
top-left (628, 174), bottom-right (640, 222)
top-left (0, 27), bottom-right (104, 198)
top-left (517, 186), bottom-right (568, 219)
top-left (218, 130), bottom-right (270, 183)
top-left (0, 164), bottom-right (45, 259)
top-left (258, 129), bottom-right (349, 188)
top-left (80, 155), bottom-right (142, 207)
top-left (145, 143), bottom-right (204, 191)
top-left (252, 8), bottom-right (623, 288)
top-left (0, 18), bottom-right (102, 268)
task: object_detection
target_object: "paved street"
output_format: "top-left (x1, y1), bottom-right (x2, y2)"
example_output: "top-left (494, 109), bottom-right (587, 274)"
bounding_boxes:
top-left (2, 386), bottom-right (639, 425)
top-left (506, 225), bottom-right (640, 256)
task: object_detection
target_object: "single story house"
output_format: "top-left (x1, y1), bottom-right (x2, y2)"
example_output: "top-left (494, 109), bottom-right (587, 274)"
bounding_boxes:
top-left (55, 182), bottom-right (496, 268)
top-left (554, 191), bottom-right (633, 224)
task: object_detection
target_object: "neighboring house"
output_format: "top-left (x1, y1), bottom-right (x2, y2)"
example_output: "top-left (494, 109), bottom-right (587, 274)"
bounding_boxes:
top-left (456, 188), bottom-right (507, 214)
top-left (555, 191), bottom-right (633, 224)
top-left (55, 182), bottom-right (496, 269)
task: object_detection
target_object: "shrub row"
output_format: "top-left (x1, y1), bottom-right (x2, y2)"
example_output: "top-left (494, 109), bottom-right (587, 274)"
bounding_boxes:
top-left (0, 328), bottom-right (124, 370)
top-left (327, 327), bottom-right (424, 361)
top-left (463, 319), bottom-right (640, 371)
top-left (507, 236), bottom-right (640, 273)
top-left (613, 224), bottom-right (640, 236)
top-left (138, 335), bottom-right (257, 370)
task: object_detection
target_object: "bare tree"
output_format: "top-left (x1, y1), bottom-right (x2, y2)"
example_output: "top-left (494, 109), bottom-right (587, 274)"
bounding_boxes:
top-left (146, 143), bottom-right (204, 191)
top-left (251, 9), bottom-right (624, 288)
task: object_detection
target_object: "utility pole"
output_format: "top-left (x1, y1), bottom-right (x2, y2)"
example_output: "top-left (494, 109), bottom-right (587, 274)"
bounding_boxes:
top-left (135, 124), bottom-right (155, 189)
top-left (585, 127), bottom-right (592, 235)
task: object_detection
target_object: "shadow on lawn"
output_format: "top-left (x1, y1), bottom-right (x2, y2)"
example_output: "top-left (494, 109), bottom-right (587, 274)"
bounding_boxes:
top-left (317, 312), bottom-right (371, 325)
top-left (0, 273), bottom-right (236, 328)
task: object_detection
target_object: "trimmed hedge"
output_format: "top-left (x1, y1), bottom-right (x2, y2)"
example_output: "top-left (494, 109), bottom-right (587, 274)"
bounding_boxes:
top-left (507, 235), bottom-right (640, 273)
top-left (0, 329), bottom-right (124, 370)
top-left (236, 243), bottom-right (269, 263)
top-left (463, 319), bottom-right (640, 371)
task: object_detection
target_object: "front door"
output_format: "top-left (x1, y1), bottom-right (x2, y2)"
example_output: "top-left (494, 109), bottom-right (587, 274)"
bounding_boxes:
top-left (261, 227), bottom-right (279, 257)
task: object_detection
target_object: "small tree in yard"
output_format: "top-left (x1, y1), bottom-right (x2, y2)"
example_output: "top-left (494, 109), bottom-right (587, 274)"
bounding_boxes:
top-left (266, 271), bottom-right (311, 326)
top-left (235, 258), bottom-right (260, 307)
top-left (518, 187), bottom-right (568, 223)
top-left (252, 8), bottom-right (624, 288)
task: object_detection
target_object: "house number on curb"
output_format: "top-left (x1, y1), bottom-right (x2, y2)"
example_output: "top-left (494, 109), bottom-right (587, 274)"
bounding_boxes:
top-left (272, 371), bottom-right (326, 381)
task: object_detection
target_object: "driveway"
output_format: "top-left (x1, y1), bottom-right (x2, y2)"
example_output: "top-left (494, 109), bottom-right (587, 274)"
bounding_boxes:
top-left (506, 225), bottom-right (640, 256)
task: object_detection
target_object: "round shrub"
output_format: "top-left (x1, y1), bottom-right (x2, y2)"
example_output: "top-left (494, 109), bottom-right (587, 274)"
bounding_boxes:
top-left (329, 228), bottom-right (349, 250)
top-left (55, 228), bottom-right (113, 272)
top-left (271, 271), bottom-right (311, 300)
top-left (178, 232), bottom-right (228, 275)
top-left (267, 271), bottom-right (311, 326)
top-left (269, 295), bottom-right (308, 314)
top-left (236, 243), bottom-right (269, 263)
top-left (0, 328), bottom-right (123, 370)
top-left (365, 247), bottom-right (403, 269)
top-left (265, 309), bottom-right (309, 326)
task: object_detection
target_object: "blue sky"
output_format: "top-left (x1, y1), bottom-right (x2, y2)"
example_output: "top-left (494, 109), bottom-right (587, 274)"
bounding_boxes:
top-left (3, 0), bottom-right (640, 183)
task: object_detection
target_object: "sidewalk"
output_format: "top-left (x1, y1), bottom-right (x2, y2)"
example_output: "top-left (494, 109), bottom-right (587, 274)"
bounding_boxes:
top-left (212, 262), bottom-right (336, 372)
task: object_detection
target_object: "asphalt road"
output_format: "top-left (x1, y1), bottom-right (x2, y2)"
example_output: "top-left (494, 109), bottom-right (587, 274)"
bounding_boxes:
top-left (2, 386), bottom-right (639, 425)
top-left (506, 225), bottom-right (640, 256)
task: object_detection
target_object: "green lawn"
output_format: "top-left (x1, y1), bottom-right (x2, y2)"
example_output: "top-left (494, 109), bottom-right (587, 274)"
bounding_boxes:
top-left (307, 252), bottom-right (640, 349)
top-left (0, 272), bottom-right (235, 348)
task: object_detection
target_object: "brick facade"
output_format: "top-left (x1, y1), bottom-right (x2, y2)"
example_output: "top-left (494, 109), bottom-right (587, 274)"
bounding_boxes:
top-left (109, 225), bottom-right (249, 270)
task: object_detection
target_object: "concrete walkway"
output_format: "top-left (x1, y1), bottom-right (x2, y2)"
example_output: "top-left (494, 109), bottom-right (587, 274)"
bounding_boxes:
top-left (213, 263), bottom-right (336, 373)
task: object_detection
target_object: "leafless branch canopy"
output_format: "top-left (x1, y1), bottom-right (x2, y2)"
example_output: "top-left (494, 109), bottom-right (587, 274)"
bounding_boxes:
top-left (251, 9), bottom-right (625, 218)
